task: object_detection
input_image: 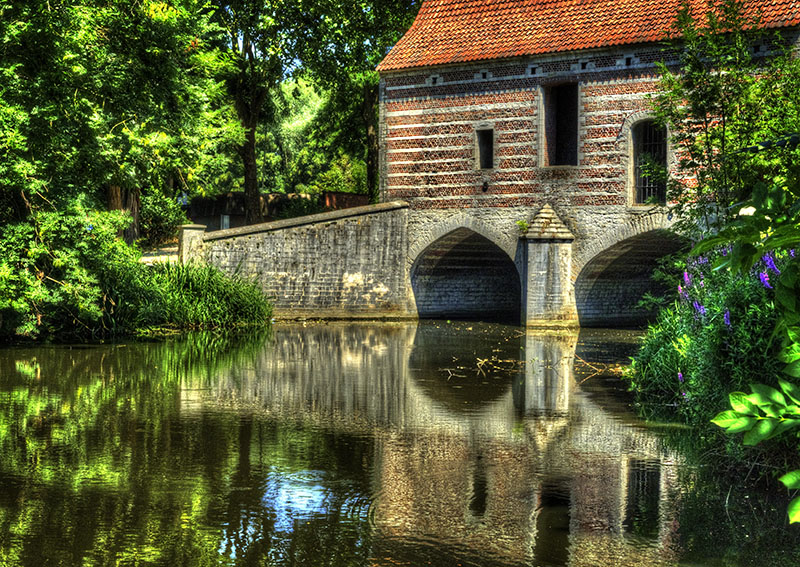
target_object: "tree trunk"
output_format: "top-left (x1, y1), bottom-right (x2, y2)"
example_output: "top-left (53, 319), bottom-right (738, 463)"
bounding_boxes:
top-left (362, 82), bottom-right (380, 203)
top-left (107, 184), bottom-right (140, 243)
top-left (108, 185), bottom-right (124, 210)
top-left (240, 124), bottom-right (263, 224)
top-left (123, 187), bottom-right (140, 243)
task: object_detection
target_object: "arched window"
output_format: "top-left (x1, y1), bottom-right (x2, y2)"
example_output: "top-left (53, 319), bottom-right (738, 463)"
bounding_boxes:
top-left (633, 120), bottom-right (667, 204)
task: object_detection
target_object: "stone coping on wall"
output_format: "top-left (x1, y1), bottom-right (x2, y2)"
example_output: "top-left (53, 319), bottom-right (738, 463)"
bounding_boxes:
top-left (202, 201), bottom-right (410, 242)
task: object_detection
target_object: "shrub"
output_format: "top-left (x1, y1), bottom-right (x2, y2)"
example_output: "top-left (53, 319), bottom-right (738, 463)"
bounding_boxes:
top-left (628, 249), bottom-right (784, 426)
top-left (0, 207), bottom-right (271, 340)
top-left (139, 190), bottom-right (188, 248)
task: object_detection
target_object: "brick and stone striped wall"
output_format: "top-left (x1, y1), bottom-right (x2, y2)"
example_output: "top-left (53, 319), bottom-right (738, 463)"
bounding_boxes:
top-left (380, 43), bottom-right (683, 326)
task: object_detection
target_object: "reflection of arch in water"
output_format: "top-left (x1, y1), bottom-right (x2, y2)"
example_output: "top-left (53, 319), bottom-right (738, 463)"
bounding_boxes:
top-left (410, 228), bottom-right (521, 322)
top-left (574, 230), bottom-right (686, 327)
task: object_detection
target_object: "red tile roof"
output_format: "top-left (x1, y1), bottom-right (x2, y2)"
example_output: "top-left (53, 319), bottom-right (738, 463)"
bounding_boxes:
top-left (377, 0), bottom-right (800, 71)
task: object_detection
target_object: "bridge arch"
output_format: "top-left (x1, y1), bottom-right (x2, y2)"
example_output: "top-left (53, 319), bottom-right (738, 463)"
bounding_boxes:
top-left (408, 214), bottom-right (518, 266)
top-left (572, 211), bottom-right (673, 279)
top-left (574, 223), bottom-right (686, 327)
top-left (410, 225), bottom-right (521, 322)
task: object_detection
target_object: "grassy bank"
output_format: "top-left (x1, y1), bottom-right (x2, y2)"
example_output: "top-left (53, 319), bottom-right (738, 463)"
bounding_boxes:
top-left (0, 210), bottom-right (271, 341)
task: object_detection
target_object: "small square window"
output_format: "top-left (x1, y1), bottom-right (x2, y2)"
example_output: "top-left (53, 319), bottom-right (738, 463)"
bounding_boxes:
top-left (477, 129), bottom-right (494, 169)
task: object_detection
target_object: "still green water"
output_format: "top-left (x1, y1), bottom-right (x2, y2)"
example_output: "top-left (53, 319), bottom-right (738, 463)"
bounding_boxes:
top-left (0, 322), bottom-right (798, 566)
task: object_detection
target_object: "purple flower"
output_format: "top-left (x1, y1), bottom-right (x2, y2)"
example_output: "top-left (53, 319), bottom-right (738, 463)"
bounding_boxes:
top-left (763, 253), bottom-right (781, 275)
top-left (723, 309), bottom-right (731, 328)
top-left (684, 271), bottom-right (691, 286)
top-left (681, 392), bottom-right (688, 398)
top-left (791, 249), bottom-right (796, 258)
top-left (693, 301), bottom-right (706, 315)
top-left (678, 372), bottom-right (684, 383)
top-left (760, 271), bottom-right (773, 289)
top-left (86, 224), bottom-right (93, 232)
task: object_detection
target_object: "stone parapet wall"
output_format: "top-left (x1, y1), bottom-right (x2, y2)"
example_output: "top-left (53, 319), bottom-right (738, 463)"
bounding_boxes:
top-left (183, 202), bottom-right (413, 319)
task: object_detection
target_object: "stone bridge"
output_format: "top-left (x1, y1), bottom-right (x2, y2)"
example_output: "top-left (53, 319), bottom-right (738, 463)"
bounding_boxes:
top-left (180, 200), bottom-right (683, 327)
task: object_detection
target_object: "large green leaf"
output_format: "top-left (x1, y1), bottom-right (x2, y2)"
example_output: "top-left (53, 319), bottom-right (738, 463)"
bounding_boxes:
top-left (729, 391), bottom-right (757, 415)
top-left (743, 418), bottom-right (778, 445)
top-left (779, 469), bottom-right (800, 490)
top-left (748, 384), bottom-right (787, 407)
top-left (725, 416), bottom-right (757, 434)
top-left (711, 410), bottom-right (742, 429)
top-left (785, 360), bottom-right (800, 378)
top-left (779, 379), bottom-right (800, 406)
top-left (788, 496), bottom-right (800, 524)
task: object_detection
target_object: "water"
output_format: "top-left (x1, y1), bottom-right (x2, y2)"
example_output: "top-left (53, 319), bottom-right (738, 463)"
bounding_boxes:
top-left (0, 322), bottom-right (798, 566)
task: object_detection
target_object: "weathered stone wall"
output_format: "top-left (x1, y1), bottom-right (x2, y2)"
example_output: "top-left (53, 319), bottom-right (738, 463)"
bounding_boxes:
top-left (187, 202), bottom-right (413, 318)
top-left (380, 43), bottom-right (681, 324)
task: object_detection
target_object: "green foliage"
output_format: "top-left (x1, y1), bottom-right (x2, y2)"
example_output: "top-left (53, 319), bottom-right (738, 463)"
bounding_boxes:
top-left (0, 207), bottom-right (136, 338)
top-left (257, 79), bottom-right (368, 196)
top-left (630, 0), bottom-right (800, 524)
top-left (134, 262), bottom-right (273, 332)
top-left (295, 0), bottom-right (421, 201)
top-left (305, 154), bottom-right (368, 195)
top-left (0, 210), bottom-right (271, 340)
top-left (516, 220), bottom-right (529, 234)
top-left (0, 0), bottom-right (242, 216)
top-left (139, 189), bottom-right (188, 247)
top-left (650, 0), bottom-right (800, 235)
top-left (629, 249), bottom-right (784, 426)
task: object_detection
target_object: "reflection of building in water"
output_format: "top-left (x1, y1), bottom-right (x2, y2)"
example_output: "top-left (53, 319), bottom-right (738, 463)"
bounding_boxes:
top-left (181, 322), bottom-right (680, 566)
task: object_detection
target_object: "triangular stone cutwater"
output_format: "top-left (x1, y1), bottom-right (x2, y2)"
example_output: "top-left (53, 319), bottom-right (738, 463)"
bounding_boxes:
top-left (526, 204), bottom-right (574, 240)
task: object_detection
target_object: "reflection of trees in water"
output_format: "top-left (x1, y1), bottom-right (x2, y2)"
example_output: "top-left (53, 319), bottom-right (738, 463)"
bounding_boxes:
top-left (0, 330), bottom-right (378, 566)
top-left (0, 323), bottom-right (697, 566)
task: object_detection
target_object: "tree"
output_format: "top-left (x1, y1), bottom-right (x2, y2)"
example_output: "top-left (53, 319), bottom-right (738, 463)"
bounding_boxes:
top-left (212, 0), bottom-right (300, 223)
top-left (650, 0), bottom-right (800, 235)
top-left (295, 0), bottom-right (421, 202)
top-left (0, 0), bottom-right (241, 233)
top-left (0, 0), bottom-right (247, 337)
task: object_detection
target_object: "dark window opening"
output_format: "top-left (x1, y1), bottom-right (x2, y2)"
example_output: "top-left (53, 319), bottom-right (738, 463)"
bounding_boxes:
top-left (625, 56), bottom-right (633, 66)
top-left (543, 83), bottom-right (579, 166)
top-left (624, 459), bottom-right (662, 539)
top-left (477, 129), bottom-right (494, 169)
top-left (481, 71), bottom-right (488, 79)
top-left (581, 61), bottom-right (588, 70)
top-left (431, 76), bottom-right (437, 85)
top-left (469, 456), bottom-right (487, 517)
top-left (633, 120), bottom-right (667, 204)
top-left (530, 66), bottom-right (538, 75)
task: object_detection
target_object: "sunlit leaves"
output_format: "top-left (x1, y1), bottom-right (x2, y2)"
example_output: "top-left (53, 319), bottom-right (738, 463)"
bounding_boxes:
top-left (713, 382), bottom-right (800, 450)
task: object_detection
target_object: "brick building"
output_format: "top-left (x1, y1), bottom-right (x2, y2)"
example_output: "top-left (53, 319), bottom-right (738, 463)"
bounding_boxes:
top-left (188, 1), bottom-right (800, 327)
top-left (376, 0), bottom-right (800, 325)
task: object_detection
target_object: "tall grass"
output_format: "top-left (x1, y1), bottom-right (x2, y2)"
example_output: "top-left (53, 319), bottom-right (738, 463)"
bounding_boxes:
top-left (103, 261), bottom-right (272, 335)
